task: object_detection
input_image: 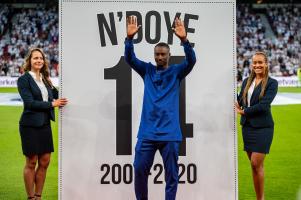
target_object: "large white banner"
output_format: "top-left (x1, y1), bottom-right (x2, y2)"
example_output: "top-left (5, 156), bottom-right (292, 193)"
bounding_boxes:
top-left (60, 0), bottom-right (236, 199)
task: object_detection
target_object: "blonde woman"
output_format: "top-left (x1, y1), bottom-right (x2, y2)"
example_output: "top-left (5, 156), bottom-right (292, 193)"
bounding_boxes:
top-left (236, 52), bottom-right (278, 200)
top-left (17, 48), bottom-right (67, 200)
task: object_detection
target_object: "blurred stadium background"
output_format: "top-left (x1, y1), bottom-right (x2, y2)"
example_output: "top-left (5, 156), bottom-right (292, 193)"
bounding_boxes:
top-left (0, 0), bottom-right (300, 200)
top-left (0, 1), bottom-right (58, 79)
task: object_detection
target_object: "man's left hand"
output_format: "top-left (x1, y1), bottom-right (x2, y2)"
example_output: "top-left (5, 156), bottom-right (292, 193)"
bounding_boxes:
top-left (173, 18), bottom-right (187, 42)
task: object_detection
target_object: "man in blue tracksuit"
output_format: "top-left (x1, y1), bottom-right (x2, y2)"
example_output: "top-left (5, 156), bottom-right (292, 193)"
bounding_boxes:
top-left (125, 15), bottom-right (196, 200)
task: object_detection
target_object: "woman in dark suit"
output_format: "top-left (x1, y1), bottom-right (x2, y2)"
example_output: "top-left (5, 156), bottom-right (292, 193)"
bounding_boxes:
top-left (17, 48), bottom-right (67, 200)
top-left (236, 51), bottom-right (278, 200)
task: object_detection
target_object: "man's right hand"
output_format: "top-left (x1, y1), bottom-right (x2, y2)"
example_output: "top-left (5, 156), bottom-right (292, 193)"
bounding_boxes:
top-left (127, 15), bottom-right (141, 39)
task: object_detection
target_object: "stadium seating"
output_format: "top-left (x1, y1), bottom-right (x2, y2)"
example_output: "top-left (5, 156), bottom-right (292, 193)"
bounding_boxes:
top-left (0, 4), bottom-right (58, 77)
top-left (237, 4), bottom-right (300, 81)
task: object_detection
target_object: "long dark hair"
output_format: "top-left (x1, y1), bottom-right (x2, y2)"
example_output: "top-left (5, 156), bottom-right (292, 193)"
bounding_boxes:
top-left (22, 48), bottom-right (53, 87)
top-left (242, 51), bottom-right (269, 105)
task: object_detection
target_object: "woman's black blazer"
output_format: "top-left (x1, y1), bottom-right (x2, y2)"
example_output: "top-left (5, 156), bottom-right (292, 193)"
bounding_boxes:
top-left (17, 72), bottom-right (58, 127)
top-left (237, 77), bottom-right (278, 128)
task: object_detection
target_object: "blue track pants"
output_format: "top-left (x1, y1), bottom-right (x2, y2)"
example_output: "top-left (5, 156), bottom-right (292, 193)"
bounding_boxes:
top-left (134, 139), bottom-right (180, 200)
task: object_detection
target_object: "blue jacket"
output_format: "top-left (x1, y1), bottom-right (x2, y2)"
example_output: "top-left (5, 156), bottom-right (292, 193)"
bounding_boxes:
top-left (17, 72), bottom-right (58, 127)
top-left (124, 39), bottom-right (196, 141)
top-left (237, 77), bottom-right (278, 128)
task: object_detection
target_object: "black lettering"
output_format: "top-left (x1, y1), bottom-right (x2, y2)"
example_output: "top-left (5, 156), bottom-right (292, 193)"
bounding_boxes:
top-left (187, 163), bottom-right (197, 184)
top-left (164, 12), bottom-right (181, 45)
top-left (117, 11), bottom-right (123, 21)
top-left (100, 163), bottom-right (197, 184)
top-left (104, 57), bottom-right (132, 155)
top-left (123, 164), bottom-right (133, 184)
top-left (100, 164), bottom-right (110, 184)
top-left (97, 13), bottom-right (118, 47)
top-left (112, 164), bottom-right (122, 184)
top-left (153, 164), bottom-right (164, 184)
top-left (145, 11), bottom-right (161, 44)
top-left (178, 163), bottom-right (186, 184)
top-left (184, 14), bottom-right (199, 47)
top-left (126, 11), bottom-right (143, 44)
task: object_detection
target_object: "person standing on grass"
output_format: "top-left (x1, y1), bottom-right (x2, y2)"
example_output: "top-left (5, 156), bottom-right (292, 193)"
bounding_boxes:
top-left (236, 51), bottom-right (278, 200)
top-left (125, 15), bottom-right (196, 200)
top-left (17, 48), bottom-right (67, 200)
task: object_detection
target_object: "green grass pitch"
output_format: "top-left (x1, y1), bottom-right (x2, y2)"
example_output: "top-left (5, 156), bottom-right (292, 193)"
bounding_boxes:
top-left (238, 104), bottom-right (301, 200)
top-left (0, 106), bottom-right (58, 200)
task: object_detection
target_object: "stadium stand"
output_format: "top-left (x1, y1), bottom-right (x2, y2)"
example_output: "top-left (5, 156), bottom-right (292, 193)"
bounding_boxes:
top-left (237, 4), bottom-right (301, 82)
top-left (0, 4), bottom-right (58, 77)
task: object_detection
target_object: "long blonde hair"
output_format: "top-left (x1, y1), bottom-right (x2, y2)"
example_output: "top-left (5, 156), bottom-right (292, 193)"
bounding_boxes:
top-left (242, 51), bottom-right (269, 105)
top-left (22, 48), bottom-right (52, 87)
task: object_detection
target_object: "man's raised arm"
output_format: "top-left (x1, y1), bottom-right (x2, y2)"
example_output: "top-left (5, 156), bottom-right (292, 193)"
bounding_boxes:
top-left (173, 18), bottom-right (196, 79)
top-left (124, 15), bottom-right (146, 77)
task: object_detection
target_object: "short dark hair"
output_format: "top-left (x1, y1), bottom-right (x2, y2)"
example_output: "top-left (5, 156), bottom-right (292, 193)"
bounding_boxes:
top-left (155, 42), bottom-right (170, 50)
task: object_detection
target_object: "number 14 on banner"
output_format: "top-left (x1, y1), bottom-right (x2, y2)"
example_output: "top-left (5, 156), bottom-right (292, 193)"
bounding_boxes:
top-left (104, 56), bottom-right (193, 156)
